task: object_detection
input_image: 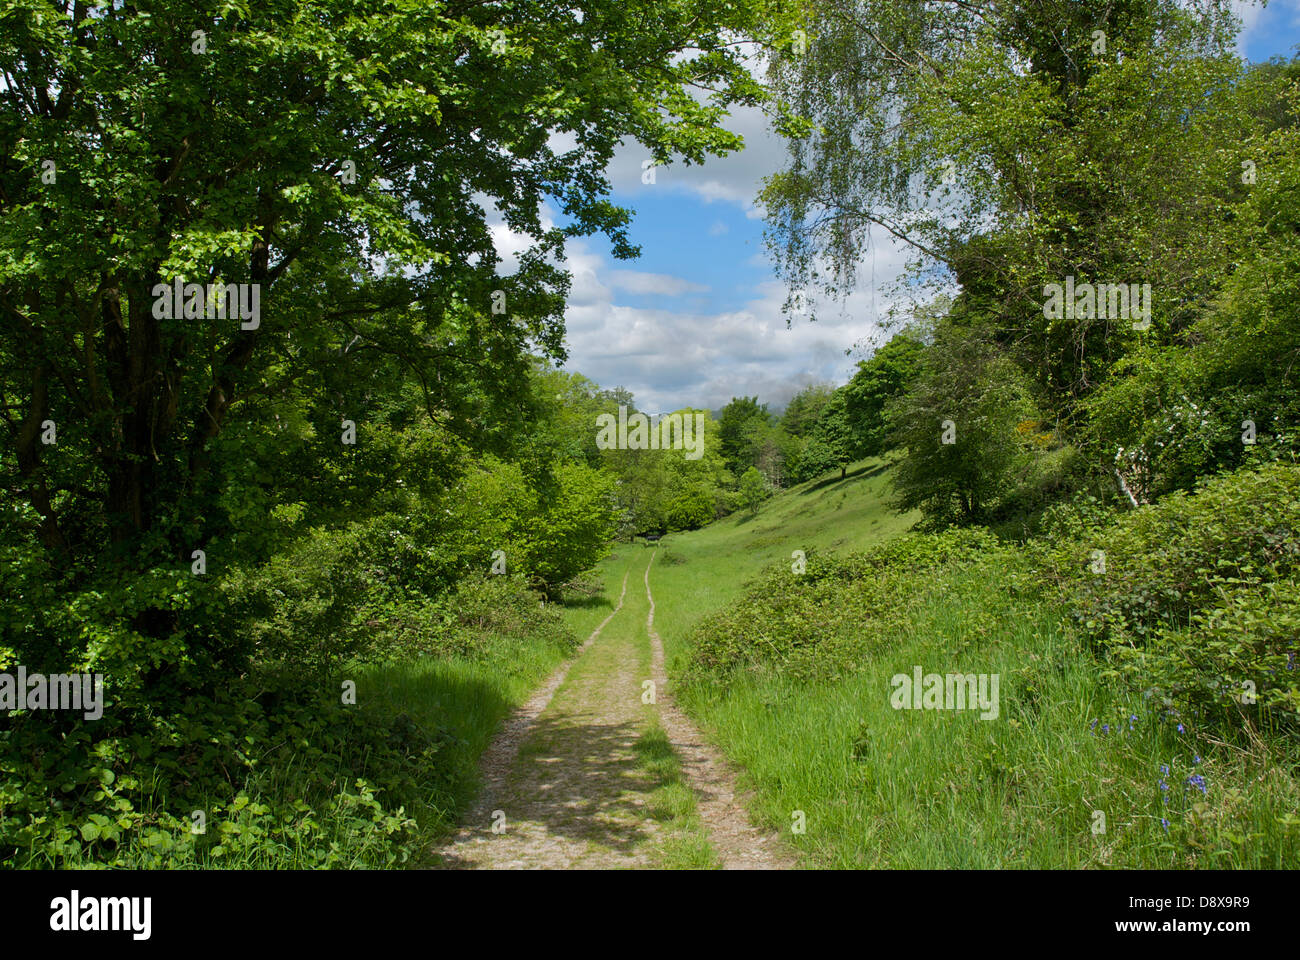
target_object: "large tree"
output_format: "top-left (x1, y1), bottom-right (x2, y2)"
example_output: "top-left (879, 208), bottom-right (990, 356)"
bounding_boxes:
top-left (762, 0), bottom-right (1259, 418)
top-left (842, 329), bottom-right (925, 458)
top-left (716, 395), bottom-right (770, 474)
top-left (0, 0), bottom-right (777, 680)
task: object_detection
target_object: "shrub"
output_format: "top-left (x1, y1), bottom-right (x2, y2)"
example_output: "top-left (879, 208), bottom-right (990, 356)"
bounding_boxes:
top-left (887, 338), bottom-right (1043, 526)
top-left (666, 489), bottom-right (715, 531)
top-left (0, 683), bottom-right (443, 869)
top-left (738, 466), bottom-right (772, 515)
top-left (680, 528), bottom-right (1002, 685)
top-left (222, 523), bottom-right (388, 679)
top-left (1050, 463), bottom-right (1300, 727)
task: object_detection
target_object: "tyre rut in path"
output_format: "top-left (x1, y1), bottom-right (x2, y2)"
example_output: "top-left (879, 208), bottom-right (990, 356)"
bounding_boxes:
top-left (431, 553), bottom-right (792, 869)
top-left (431, 570), bottom-right (635, 869)
top-left (642, 550), bottom-right (794, 870)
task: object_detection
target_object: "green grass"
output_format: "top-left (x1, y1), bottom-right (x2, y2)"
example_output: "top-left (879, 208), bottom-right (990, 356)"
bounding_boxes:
top-left (640, 458), bottom-right (1300, 869)
top-left (633, 722), bottom-right (720, 869)
top-left (647, 456), bottom-right (916, 671)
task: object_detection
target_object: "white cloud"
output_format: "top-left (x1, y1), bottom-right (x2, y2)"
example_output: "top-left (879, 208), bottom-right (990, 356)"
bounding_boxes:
top-left (1234, 0), bottom-right (1265, 50)
top-left (604, 270), bottom-right (709, 296)
top-left (557, 232), bottom-right (924, 414)
top-left (608, 101), bottom-right (787, 216)
top-left (1234, 0), bottom-right (1300, 55)
top-left (490, 91), bottom-right (935, 415)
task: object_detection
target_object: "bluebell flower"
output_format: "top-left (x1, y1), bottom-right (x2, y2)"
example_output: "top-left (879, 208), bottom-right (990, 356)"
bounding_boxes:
top-left (1193, 755), bottom-right (1201, 765)
top-left (1177, 723), bottom-right (1185, 733)
top-left (1160, 764), bottom-right (1169, 776)
top-left (1102, 724), bottom-right (1110, 734)
top-left (1161, 818), bottom-right (1169, 832)
top-left (1186, 774), bottom-right (1207, 795)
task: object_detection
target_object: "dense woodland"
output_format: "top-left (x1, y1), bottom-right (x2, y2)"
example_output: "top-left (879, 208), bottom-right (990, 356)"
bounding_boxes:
top-left (2, 0), bottom-right (1297, 868)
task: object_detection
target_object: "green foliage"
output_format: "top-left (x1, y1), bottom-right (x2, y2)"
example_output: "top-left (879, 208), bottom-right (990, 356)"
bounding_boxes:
top-left (780, 384), bottom-right (836, 438)
top-left (444, 457), bottom-right (617, 595)
top-left (1, 571), bottom-right (577, 869)
top-left (787, 431), bottom-right (837, 481)
top-left (593, 402), bottom-right (733, 534)
top-left (841, 331), bottom-right (926, 458)
top-left (223, 523), bottom-right (387, 679)
top-left (680, 528), bottom-right (1000, 685)
top-left (524, 463), bottom-right (619, 597)
top-left (0, 0), bottom-right (776, 689)
top-left (377, 573), bottom-right (580, 662)
top-left (1082, 114), bottom-right (1300, 499)
top-left (1048, 463), bottom-right (1300, 726)
top-left (766, 0), bottom-right (1261, 394)
top-left (0, 686), bottom-right (438, 869)
top-left (716, 396), bottom-right (771, 474)
top-left (737, 466), bottom-right (772, 515)
top-left (808, 391), bottom-right (855, 477)
top-left (887, 330), bottom-right (1044, 525)
top-left (762, 0), bottom-right (1300, 523)
top-left (665, 488), bottom-right (716, 531)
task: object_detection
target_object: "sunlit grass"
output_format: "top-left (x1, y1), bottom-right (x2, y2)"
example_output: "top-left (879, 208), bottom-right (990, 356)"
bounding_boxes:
top-left (630, 458), bottom-right (1300, 868)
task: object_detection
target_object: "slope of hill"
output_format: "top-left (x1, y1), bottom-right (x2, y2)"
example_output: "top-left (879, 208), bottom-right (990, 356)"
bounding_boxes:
top-left (643, 460), bottom-right (1300, 869)
top-left (645, 455), bottom-right (917, 657)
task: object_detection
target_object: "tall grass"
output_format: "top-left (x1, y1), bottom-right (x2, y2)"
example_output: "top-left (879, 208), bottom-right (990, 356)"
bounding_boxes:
top-left (646, 460), bottom-right (1300, 869)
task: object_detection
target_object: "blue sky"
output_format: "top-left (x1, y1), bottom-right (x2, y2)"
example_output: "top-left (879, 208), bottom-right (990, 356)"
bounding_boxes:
top-left (536, 2), bottom-right (1300, 414)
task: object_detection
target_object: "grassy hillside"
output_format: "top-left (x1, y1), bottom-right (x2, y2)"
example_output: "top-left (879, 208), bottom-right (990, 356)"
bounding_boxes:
top-left (644, 460), bottom-right (1300, 869)
top-left (647, 456), bottom-right (917, 668)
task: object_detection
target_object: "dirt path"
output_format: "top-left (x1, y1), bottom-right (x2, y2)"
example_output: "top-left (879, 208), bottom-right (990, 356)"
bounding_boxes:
top-left (430, 551), bottom-right (793, 870)
top-left (642, 551), bottom-right (795, 870)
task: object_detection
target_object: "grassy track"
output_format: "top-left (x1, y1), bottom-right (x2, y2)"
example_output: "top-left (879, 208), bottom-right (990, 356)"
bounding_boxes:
top-left (430, 549), bottom-right (733, 868)
top-left (360, 626), bottom-right (577, 861)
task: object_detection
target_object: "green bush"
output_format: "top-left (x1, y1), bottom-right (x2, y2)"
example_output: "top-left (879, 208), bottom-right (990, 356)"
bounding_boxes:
top-left (432, 458), bottom-right (618, 598)
top-left (666, 489), bottom-right (715, 531)
top-left (0, 683), bottom-right (443, 869)
top-left (223, 523), bottom-right (389, 679)
top-left (368, 573), bottom-right (579, 661)
top-left (1050, 463), bottom-right (1300, 727)
top-left (680, 528), bottom-right (1002, 686)
top-left (738, 466), bottom-right (771, 515)
top-left (887, 336), bottom-right (1044, 526)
